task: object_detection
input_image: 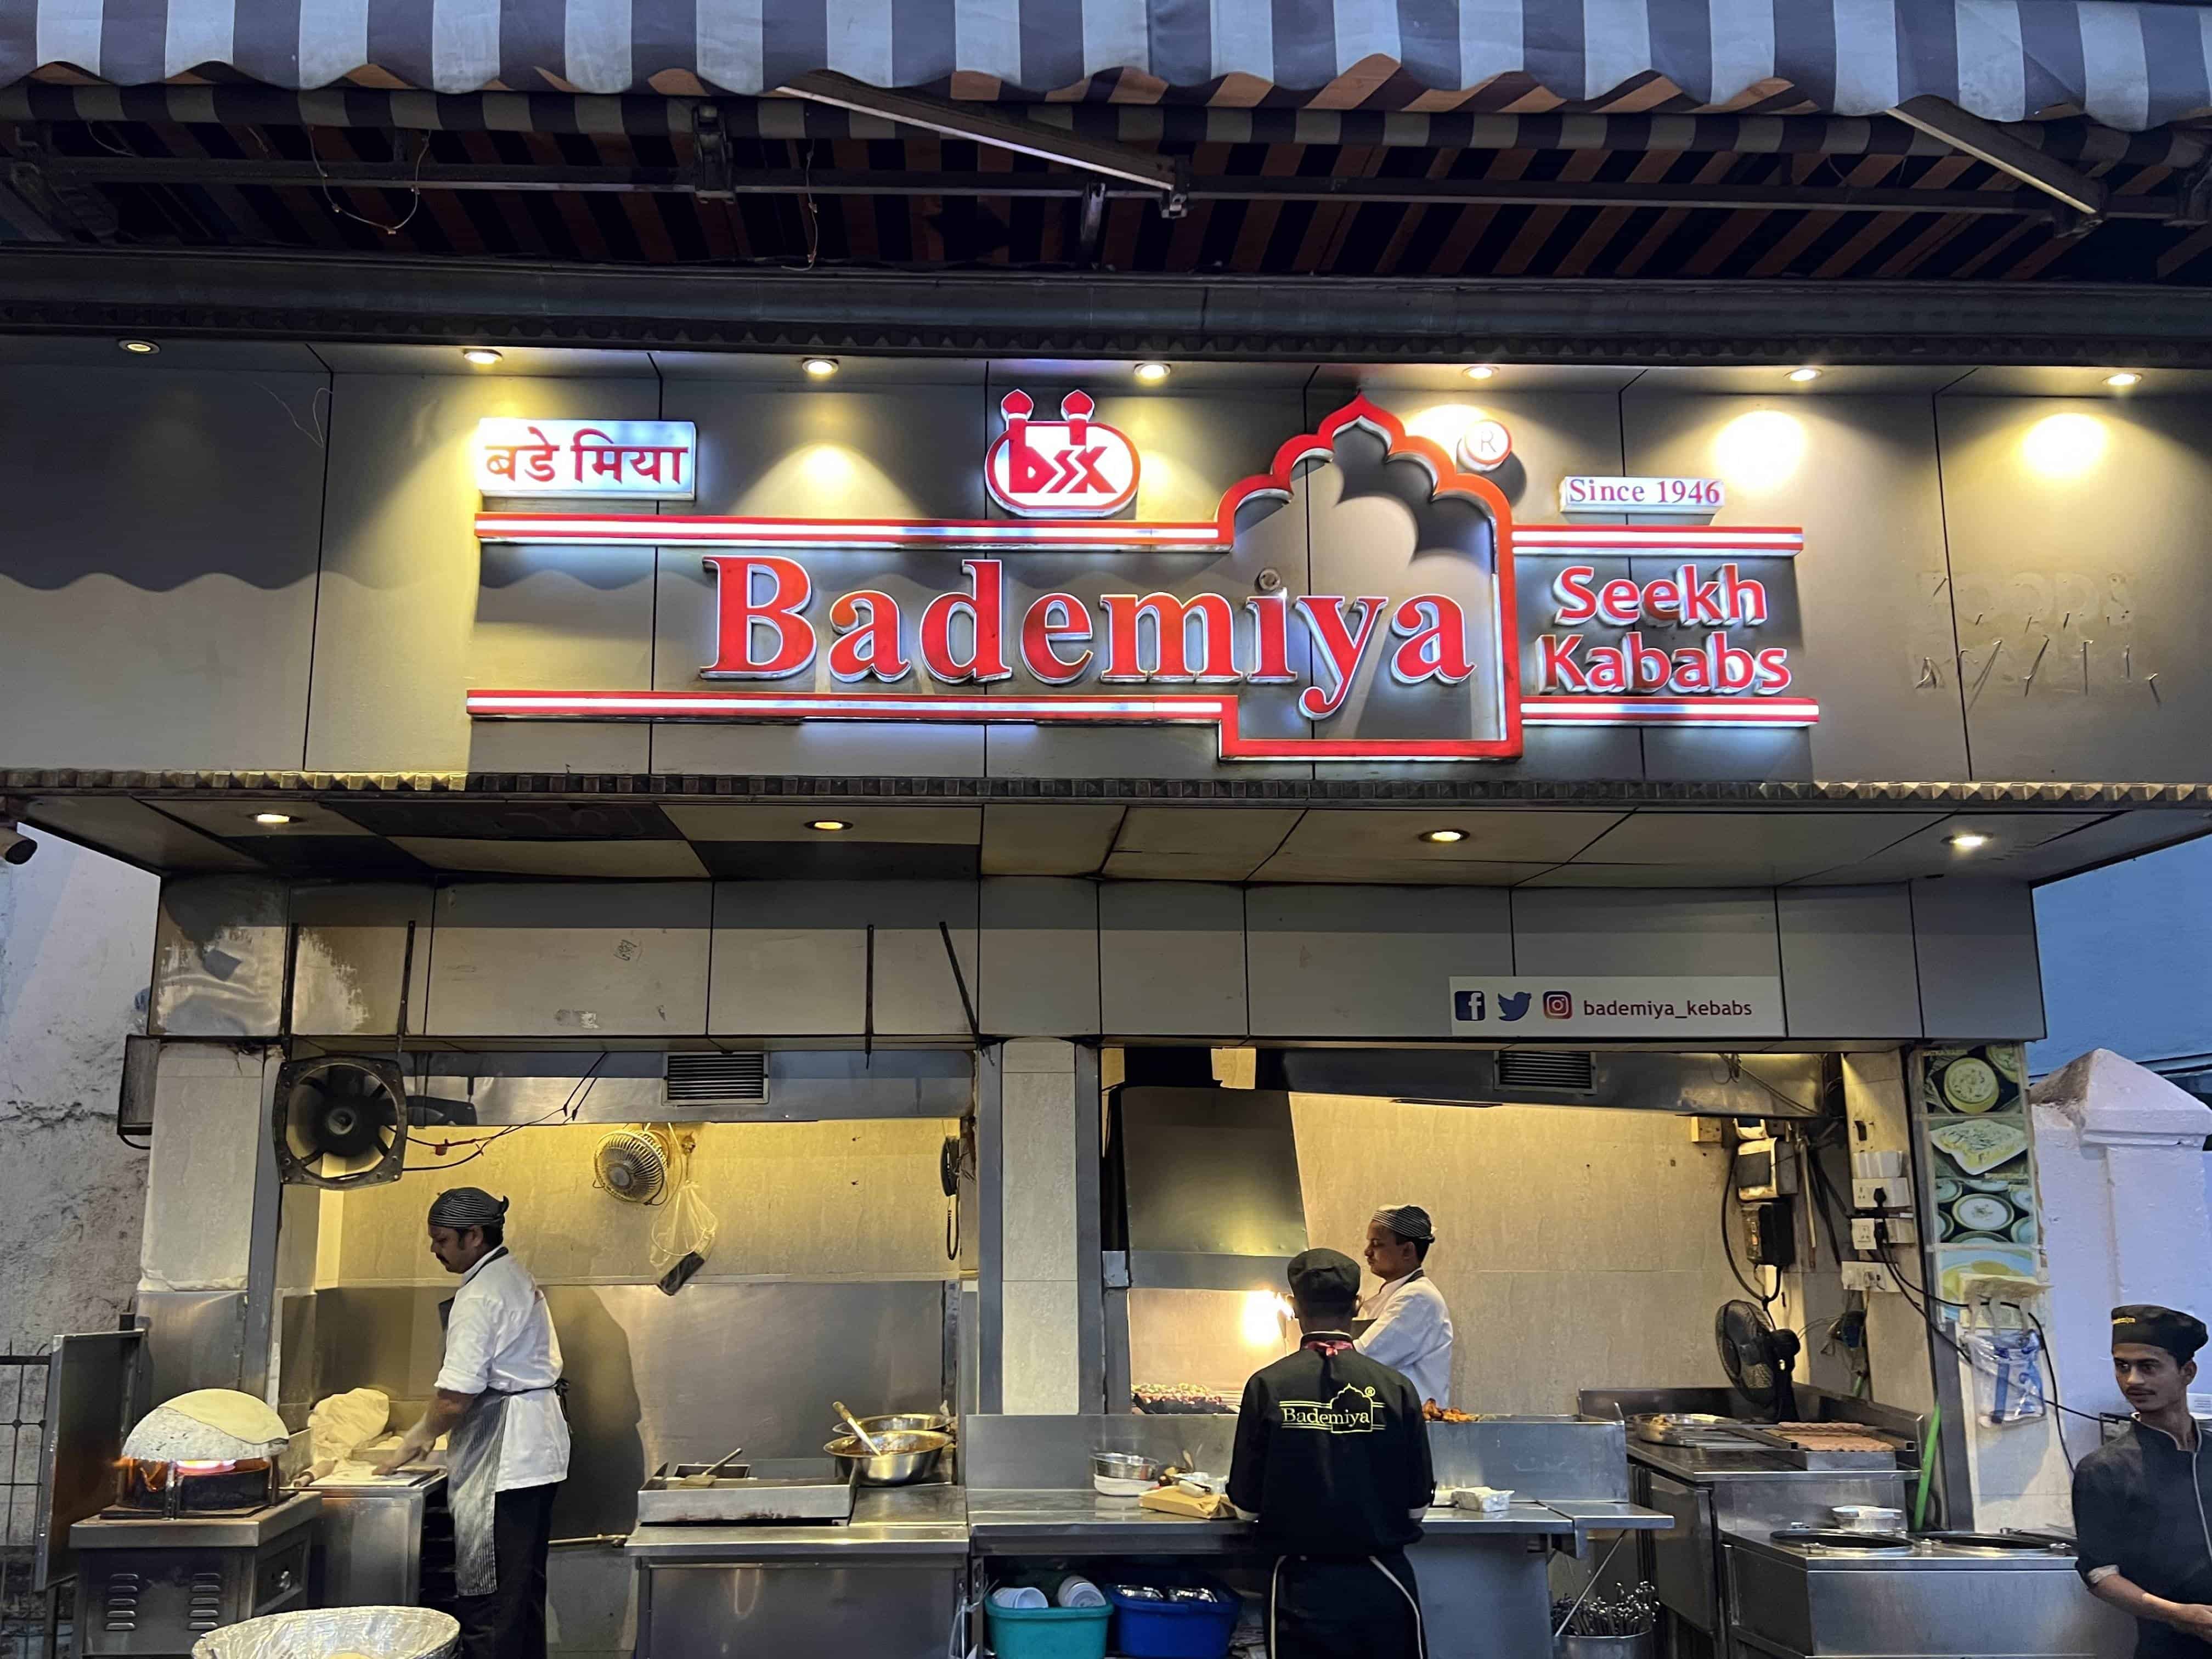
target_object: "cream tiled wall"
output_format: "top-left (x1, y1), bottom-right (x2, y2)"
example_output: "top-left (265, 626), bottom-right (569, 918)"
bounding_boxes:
top-left (1129, 1095), bottom-right (1844, 1414)
top-left (1001, 1039), bottom-right (1083, 1412)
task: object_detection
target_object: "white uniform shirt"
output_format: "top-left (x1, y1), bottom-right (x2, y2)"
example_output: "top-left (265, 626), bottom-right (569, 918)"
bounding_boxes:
top-left (1356, 1272), bottom-right (1455, 1409)
top-left (436, 1248), bottom-right (571, 1491)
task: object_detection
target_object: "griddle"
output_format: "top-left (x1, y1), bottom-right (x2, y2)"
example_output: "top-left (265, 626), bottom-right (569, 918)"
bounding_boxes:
top-left (1773, 1528), bottom-right (1915, 1550)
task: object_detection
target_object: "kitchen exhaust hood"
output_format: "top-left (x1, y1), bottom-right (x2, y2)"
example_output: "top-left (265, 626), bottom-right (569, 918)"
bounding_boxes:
top-left (1104, 1086), bottom-right (1310, 1293)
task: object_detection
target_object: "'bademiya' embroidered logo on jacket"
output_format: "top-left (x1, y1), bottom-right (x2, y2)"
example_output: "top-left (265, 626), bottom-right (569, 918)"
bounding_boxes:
top-left (1280, 1385), bottom-right (1387, 1434)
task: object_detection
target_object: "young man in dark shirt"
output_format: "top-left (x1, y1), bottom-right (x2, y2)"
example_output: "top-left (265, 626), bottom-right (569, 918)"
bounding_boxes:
top-left (2073, 1304), bottom-right (2212, 1656)
top-left (1228, 1247), bottom-right (1435, 1659)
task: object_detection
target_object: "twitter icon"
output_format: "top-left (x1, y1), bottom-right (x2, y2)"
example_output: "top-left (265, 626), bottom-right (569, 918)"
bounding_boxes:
top-left (1498, 991), bottom-right (1532, 1022)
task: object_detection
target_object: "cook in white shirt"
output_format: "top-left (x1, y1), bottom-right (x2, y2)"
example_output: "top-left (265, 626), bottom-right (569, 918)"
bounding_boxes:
top-left (375, 1188), bottom-right (568, 1659)
top-left (1356, 1203), bottom-right (1456, 1410)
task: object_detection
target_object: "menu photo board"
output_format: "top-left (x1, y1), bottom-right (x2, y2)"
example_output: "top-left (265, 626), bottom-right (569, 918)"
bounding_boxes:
top-left (1915, 1044), bottom-right (2043, 1311)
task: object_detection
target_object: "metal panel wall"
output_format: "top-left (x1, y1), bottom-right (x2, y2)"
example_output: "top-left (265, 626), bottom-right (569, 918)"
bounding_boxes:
top-left (0, 365), bottom-right (325, 772)
top-left (150, 876), bottom-right (289, 1038)
top-left (288, 883), bottom-right (435, 1037)
top-left (1936, 396), bottom-right (2212, 783)
top-left (425, 882), bottom-right (712, 1037)
top-left (1245, 884), bottom-right (1512, 1038)
top-left (1510, 887), bottom-right (1785, 978)
top-left (978, 878), bottom-right (1101, 1037)
top-left (1098, 882), bottom-right (1249, 1037)
top-left (1623, 392), bottom-right (1968, 783)
top-left (708, 880), bottom-right (979, 1037)
top-left (1777, 884), bottom-right (1923, 1040)
top-left (307, 371), bottom-right (662, 774)
top-left (1910, 878), bottom-right (2047, 1040)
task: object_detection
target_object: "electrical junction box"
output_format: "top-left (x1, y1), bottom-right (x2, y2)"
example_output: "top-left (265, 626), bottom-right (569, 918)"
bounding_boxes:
top-left (1690, 1116), bottom-right (1726, 1144)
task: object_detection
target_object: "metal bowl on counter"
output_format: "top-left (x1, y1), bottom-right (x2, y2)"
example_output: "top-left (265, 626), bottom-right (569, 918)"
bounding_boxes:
top-left (823, 1430), bottom-right (951, 1487)
top-left (836, 1413), bottom-right (955, 1440)
top-left (1090, 1451), bottom-right (1161, 1498)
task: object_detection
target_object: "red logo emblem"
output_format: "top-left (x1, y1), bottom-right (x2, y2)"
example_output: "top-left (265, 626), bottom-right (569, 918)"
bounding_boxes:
top-left (985, 390), bottom-right (1141, 517)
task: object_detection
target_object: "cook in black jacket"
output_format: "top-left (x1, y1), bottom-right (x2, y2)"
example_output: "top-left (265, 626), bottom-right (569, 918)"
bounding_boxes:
top-left (2074, 1304), bottom-right (2212, 1656)
top-left (1228, 1248), bottom-right (1435, 1659)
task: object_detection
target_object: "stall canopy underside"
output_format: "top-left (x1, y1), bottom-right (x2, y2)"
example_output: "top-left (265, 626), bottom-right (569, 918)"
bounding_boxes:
top-left (15, 780), bottom-right (2212, 887)
top-left (18, 0), bottom-right (2212, 129)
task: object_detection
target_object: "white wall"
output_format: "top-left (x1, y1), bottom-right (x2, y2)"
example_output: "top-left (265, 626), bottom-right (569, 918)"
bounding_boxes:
top-left (0, 832), bottom-right (157, 1349)
top-left (2031, 838), bottom-right (2212, 1078)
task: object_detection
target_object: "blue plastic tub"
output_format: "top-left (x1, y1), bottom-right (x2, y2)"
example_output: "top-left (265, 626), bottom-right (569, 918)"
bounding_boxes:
top-left (983, 1600), bottom-right (1110, 1659)
top-left (1104, 1577), bottom-right (1240, 1659)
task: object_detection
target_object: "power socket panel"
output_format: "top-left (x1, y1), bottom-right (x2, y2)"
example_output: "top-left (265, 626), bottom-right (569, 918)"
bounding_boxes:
top-left (1853, 1178), bottom-right (1914, 1211)
top-left (1850, 1216), bottom-right (1917, 1250)
top-left (1841, 1260), bottom-right (1903, 1295)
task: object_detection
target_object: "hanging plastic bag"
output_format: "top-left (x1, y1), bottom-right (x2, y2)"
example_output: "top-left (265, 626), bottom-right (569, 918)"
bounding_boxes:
top-left (1964, 1325), bottom-right (2048, 1425)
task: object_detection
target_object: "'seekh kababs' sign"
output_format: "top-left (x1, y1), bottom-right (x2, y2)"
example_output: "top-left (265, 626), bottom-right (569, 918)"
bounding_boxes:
top-left (467, 397), bottom-right (1816, 761)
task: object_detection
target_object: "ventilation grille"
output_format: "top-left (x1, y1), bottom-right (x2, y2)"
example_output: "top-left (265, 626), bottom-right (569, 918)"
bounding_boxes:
top-left (1496, 1050), bottom-right (1598, 1093)
top-left (664, 1052), bottom-right (769, 1106)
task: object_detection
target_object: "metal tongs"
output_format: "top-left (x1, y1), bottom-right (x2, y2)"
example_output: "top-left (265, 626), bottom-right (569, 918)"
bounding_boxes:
top-left (675, 1444), bottom-right (747, 1487)
top-left (833, 1401), bottom-right (883, 1455)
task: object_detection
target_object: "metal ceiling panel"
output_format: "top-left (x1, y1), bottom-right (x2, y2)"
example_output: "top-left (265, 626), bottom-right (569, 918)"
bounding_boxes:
top-left (1517, 862), bottom-right (1806, 888)
top-left (662, 803), bottom-right (982, 844)
top-left (1791, 811), bottom-right (2115, 885)
top-left (1113, 808), bottom-right (1304, 860)
top-left (1982, 808), bottom-right (2212, 881)
top-left (1245, 856), bottom-right (1555, 885)
top-left (157, 799), bottom-right (384, 839)
top-left (1573, 810), bottom-right (1947, 875)
top-left (22, 797), bottom-right (263, 872)
top-left (1266, 808), bottom-right (1625, 866)
top-left (387, 837), bottom-right (710, 877)
top-left (980, 803), bottom-right (1125, 875)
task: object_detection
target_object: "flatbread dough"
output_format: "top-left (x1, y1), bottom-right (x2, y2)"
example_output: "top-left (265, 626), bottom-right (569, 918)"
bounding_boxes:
top-left (161, 1389), bottom-right (290, 1445)
top-left (308, 1389), bottom-right (392, 1465)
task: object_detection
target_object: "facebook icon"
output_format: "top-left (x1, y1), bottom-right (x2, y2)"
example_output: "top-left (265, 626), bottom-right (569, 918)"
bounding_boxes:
top-left (1453, 989), bottom-right (1486, 1022)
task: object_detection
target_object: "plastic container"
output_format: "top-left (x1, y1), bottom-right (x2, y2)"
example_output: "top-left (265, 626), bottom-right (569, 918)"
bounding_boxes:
top-left (1105, 1577), bottom-right (1240, 1659)
top-left (983, 1599), bottom-right (1110, 1659)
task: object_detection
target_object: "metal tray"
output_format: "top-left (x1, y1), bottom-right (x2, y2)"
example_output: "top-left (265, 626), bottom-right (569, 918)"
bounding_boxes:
top-left (636, 1461), bottom-right (855, 1526)
top-left (1735, 1427), bottom-right (1901, 1470)
top-left (1629, 1413), bottom-right (1753, 1447)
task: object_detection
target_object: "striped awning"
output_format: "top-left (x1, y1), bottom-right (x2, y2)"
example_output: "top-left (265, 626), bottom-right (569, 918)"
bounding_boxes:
top-left (10, 1), bottom-right (2212, 129)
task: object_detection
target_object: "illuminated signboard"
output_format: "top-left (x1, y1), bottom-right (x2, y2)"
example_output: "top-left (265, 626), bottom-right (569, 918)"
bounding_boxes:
top-left (467, 396), bottom-right (1817, 761)
top-left (475, 419), bottom-right (696, 499)
top-left (1559, 475), bottom-right (1725, 515)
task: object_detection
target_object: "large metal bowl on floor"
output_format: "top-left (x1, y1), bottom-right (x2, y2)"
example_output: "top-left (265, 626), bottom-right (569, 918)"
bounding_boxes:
top-left (192, 1607), bottom-right (459, 1659)
top-left (824, 1430), bottom-right (950, 1487)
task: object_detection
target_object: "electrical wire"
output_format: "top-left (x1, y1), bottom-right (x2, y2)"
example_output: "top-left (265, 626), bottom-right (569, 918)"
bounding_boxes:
top-left (405, 1053), bottom-right (608, 1171)
top-left (2020, 1306), bottom-right (2078, 1472)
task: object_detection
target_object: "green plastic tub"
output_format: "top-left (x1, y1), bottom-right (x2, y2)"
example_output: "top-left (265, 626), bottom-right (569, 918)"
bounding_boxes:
top-left (984, 1600), bottom-right (1111, 1659)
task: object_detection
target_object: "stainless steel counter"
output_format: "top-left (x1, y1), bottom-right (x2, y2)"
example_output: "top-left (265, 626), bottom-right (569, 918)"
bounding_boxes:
top-left (1629, 1441), bottom-right (1899, 1486)
top-left (966, 1489), bottom-right (1666, 1555)
top-left (625, 1484), bottom-right (969, 1563)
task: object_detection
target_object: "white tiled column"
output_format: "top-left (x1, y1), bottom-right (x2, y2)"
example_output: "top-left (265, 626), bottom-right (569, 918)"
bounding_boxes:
top-left (998, 1039), bottom-right (1082, 1413)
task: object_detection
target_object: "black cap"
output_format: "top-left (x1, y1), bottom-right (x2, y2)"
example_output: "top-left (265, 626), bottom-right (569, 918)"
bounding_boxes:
top-left (1286, 1248), bottom-right (1362, 1308)
top-left (2113, 1305), bottom-right (2209, 1364)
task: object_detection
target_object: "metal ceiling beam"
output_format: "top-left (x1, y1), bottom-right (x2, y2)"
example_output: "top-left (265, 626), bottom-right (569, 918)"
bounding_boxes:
top-left (775, 70), bottom-right (1184, 208)
top-left (30, 153), bottom-right (2187, 220)
top-left (0, 249), bottom-right (2208, 366)
top-left (1889, 95), bottom-right (2109, 223)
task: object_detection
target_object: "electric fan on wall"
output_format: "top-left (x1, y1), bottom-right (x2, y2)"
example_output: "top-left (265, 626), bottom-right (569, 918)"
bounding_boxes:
top-left (594, 1126), bottom-right (674, 1205)
top-left (272, 1057), bottom-right (409, 1189)
top-left (1716, 1298), bottom-right (1802, 1422)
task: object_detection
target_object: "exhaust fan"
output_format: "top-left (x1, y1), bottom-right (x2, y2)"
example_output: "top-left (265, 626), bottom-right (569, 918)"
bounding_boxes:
top-left (272, 1057), bottom-right (409, 1189)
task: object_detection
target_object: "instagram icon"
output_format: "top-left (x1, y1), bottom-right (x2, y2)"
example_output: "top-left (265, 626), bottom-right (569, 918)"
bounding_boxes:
top-left (1542, 990), bottom-right (1574, 1020)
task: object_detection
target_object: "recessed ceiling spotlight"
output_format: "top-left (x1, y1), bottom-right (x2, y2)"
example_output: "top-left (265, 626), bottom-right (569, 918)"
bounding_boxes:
top-left (461, 347), bottom-right (503, 365)
top-left (252, 812), bottom-right (295, 826)
top-left (801, 357), bottom-right (840, 378)
top-left (1133, 362), bottom-right (1172, 383)
top-left (2105, 371), bottom-right (2142, 388)
top-left (1786, 367), bottom-right (1823, 383)
top-left (1462, 365), bottom-right (1498, 381)
top-left (1946, 832), bottom-right (1990, 851)
top-left (807, 818), bottom-right (851, 832)
top-left (118, 338), bottom-right (160, 355)
top-left (1419, 828), bottom-right (1468, 844)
